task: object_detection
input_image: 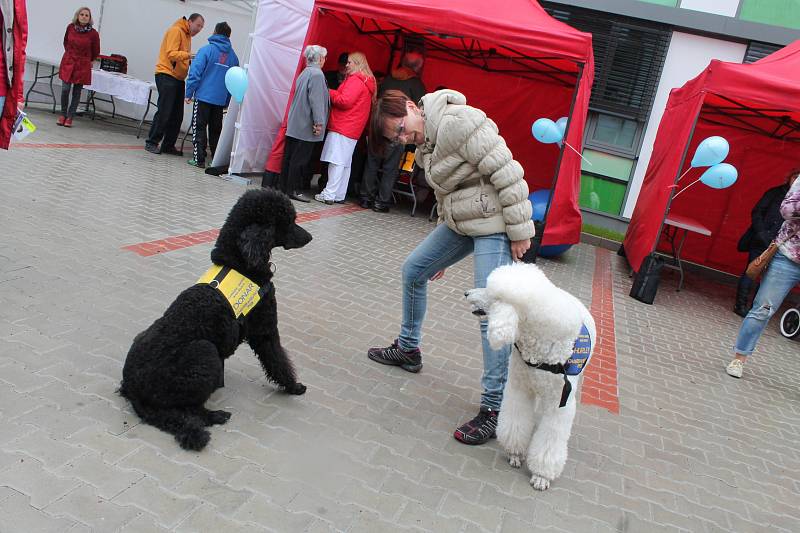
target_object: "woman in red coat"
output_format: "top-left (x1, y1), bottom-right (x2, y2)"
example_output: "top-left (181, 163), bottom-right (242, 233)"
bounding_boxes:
top-left (0, 0), bottom-right (28, 150)
top-left (58, 6), bottom-right (100, 127)
top-left (314, 51), bottom-right (376, 204)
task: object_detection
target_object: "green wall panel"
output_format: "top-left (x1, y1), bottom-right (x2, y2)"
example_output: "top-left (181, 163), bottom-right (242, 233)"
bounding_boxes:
top-left (579, 174), bottom-right (627, 215)
top-left (739, 0), bottom-right (800, 29)
top-left (581, 150), bottom-right (634, 182)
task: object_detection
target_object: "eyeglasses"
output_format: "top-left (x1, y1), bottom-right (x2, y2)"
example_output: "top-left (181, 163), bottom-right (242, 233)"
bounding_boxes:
top-left (388, 118), bottom-right (405, 145)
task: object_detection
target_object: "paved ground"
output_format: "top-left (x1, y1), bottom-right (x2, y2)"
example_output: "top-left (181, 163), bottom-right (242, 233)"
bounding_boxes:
top-left (0, 108), bottom-right (798, 532)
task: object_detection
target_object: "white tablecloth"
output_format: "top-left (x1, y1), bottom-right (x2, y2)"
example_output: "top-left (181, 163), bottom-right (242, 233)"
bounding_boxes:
top-left (85, 70), bottom-right (154, 106)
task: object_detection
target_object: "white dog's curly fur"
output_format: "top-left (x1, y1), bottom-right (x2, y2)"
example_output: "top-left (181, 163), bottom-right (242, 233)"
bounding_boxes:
top-left (466, 263), bottom-right (596, 490)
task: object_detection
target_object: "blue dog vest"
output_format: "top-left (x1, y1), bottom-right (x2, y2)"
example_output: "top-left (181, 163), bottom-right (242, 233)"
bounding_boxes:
top-left (516, 323), bottom-right (593, 407)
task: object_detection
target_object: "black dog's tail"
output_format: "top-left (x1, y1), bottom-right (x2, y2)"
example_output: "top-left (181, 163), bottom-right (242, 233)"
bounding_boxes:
top-left (122, 391), bottom-right (210, 451)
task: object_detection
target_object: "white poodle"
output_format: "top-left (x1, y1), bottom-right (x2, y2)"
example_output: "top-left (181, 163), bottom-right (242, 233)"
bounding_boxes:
top-left (465, 262), bottom-right (595, 490)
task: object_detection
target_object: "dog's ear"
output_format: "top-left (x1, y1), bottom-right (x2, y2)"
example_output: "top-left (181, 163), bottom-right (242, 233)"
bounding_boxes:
top-left (487, 302), bottom-right (519, 350)
top-left (237, 224), bottom-right (274, 272)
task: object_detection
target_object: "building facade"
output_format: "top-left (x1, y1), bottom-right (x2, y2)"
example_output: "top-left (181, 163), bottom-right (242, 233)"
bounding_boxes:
top-left (541, 0), bottom-right (800, 233)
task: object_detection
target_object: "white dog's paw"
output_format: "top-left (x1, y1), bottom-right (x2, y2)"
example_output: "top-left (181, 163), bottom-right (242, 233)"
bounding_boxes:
top-left (530, 475), bottom-right (551, 491)
top-left (508, 454), bottom-right (523, 468)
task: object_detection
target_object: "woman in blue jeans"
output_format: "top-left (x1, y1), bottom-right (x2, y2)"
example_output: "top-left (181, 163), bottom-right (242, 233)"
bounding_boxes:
top-left (365, 89), bottom-right (535, 444)
top-left (727, 176), bottom-right (800, 378)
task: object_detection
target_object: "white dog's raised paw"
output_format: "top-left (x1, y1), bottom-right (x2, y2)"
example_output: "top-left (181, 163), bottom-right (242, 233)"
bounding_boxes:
top-left (508, 454), bottom-right (522, 468)
top-left (530, 475), bottom-right (551, 491)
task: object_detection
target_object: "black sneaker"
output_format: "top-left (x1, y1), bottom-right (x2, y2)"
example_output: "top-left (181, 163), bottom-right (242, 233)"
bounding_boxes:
top-left (144, 143), bottom-right (160, 154)
top-left (453, 407), bottom-right (498, 445)
top-left (367, 339), bottom-right (422, 373)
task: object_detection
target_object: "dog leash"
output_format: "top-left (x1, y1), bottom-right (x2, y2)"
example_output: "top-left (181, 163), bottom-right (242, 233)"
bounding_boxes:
top-left (515, 343), bottom-right (572, 408)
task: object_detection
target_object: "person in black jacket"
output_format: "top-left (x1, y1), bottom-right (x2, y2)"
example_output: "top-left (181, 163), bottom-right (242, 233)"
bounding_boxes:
top-left (359, 50), bottom-right (426, 213)
top-left (734, 171), bottom-right (798, 316)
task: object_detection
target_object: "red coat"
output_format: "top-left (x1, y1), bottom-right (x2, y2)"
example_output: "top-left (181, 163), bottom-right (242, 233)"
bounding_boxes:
top-left (59, 24), bottom-right (100, 85)
top-left (0, 0), bottom-right (27, 149)
top-left (327, 72), bottom-right (376, 140)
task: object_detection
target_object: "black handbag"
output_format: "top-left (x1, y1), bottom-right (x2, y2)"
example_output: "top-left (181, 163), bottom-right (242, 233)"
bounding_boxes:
top-left (630, 254), bottom-right (665, 304)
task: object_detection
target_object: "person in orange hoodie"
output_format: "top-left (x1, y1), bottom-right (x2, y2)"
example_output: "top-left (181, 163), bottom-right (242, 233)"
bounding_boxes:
top-left (145, 13), bottom-right (204, 155)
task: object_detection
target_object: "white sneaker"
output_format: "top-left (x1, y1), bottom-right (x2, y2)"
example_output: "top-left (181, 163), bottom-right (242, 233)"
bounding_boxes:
top-left (726, 359), bottom-right (744, 378)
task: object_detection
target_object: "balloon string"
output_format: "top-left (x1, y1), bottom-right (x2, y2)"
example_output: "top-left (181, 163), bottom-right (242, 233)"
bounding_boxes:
top-left (671, 177), bottom-right (702, 200)
top-left (675, 167), bottom-right (693, 183)
top-left (563, 141), bottom-right (592, 165)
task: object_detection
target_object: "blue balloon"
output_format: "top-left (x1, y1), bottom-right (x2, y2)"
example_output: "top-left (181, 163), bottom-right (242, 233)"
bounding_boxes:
top-left (529, 189), bottom-right (551, 221)
top-left (555, 117), bottom-right (568, 137)
top-left (531, 118), bottom-right (563, 144)
top-left (690, 136), bottom-right (729, 168)
top-left (699, 163), bottom-right (738, 189)
top-left (225, 66), bottom-right (249, 103)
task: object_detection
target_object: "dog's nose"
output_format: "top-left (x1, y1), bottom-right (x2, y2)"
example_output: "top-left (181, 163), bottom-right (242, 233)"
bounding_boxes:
top-left (464, 291), bottom-right (470, 297)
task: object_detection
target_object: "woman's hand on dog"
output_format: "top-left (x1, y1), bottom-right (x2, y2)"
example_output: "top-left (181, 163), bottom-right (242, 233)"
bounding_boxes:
top-left (286, 382), bottom-right (307, 395)
top-left (510, 239), bottom-right (531, 261)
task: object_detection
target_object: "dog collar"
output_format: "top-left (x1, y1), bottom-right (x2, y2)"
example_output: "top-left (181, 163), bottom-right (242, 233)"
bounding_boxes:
top-left (197, 264), bottom-right (271, 318)
top-left (516, 324), bottom-right (592, 408)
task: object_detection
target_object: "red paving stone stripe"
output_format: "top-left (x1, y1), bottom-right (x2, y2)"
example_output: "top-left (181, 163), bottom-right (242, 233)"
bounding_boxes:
top-left (15, 143), bottom-right (143, 149)
top-left (122, 203), bottom-right (366, 257)
top-left (581, 247), bottom-right (620, 414)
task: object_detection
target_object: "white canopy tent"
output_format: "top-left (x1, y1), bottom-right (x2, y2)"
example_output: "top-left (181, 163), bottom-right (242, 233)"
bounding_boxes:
top-left (225, 0), bottom-right (313, 173)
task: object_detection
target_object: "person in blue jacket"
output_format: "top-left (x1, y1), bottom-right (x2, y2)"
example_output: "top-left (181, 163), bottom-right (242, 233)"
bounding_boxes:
top-left (185, 21), bottom-right (239, 168)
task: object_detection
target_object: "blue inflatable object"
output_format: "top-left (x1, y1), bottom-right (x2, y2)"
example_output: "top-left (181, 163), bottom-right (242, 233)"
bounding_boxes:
top-left (528, 189), bottom-right (573, 258)
top-left (529, 189), bottom-right (550, 222)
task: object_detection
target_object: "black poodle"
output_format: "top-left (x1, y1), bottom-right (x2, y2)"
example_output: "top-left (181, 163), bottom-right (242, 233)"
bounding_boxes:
top-left (120, 188), bottom-right (312, 451)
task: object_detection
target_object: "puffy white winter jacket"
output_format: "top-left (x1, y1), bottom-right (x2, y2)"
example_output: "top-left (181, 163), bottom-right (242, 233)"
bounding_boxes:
top-left (416, 90), bottom-right (535, 242)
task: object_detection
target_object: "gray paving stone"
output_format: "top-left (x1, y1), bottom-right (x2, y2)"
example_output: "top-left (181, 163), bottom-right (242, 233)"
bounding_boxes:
top-left (0, 490), bottom-right (81, 533)
top-left (1, 108), bottom-right (799, 531)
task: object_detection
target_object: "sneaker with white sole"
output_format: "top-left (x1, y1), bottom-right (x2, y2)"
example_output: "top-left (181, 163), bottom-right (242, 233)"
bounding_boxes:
top-left (726, 358), bottom-right (744, 378)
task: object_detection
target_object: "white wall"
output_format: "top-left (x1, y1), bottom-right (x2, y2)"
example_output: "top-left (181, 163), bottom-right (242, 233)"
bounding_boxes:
top-left (621, 32), bottom-right (746, 218)
top-left (679, 0), bottom-right (741, 17)
top-left (25, 0), bottom-right (253, 131)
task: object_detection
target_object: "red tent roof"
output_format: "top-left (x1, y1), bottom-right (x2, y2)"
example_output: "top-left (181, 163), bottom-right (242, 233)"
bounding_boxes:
top-left (315, 0), bottom-right (593, 65)
top-left (623, 40), bottom-right (800, 277)
top-left (267, 0), bottom-right (594, 246)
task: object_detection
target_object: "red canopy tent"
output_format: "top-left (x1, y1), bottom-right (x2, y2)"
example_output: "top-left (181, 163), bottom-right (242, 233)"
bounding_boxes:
top-left (264, 0), bottom-right (594, 247)
top-left (623, 41), bottom-right (800, 281)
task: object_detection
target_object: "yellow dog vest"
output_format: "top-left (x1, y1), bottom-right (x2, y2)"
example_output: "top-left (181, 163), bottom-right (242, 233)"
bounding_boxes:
top-left (197, 265), bottom-right (263, 318)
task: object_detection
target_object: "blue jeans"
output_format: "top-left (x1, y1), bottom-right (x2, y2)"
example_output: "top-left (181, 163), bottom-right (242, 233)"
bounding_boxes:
top-left (0, 96), bottom-right (5, 110)
top-left (735, 251), bottom-right (800, 356)
top-left (398, 223), bottom-right (513, 410)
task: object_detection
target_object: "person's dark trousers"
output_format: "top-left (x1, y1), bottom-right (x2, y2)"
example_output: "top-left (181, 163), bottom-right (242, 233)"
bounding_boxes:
top-left (734, 248), bottom-right (763, 316)
top-left (191, 100), bottom-right (224, 164)
top-left (278, 136), bottom-right (316, 195)
top-left (360, 143), bottom-right (403, 207)
top-left (60, 83), bottom-right (83, 118)
top-left (147, 73), bottom-right (185, 150)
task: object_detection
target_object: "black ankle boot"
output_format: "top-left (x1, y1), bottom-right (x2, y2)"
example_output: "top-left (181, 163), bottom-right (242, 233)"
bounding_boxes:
top-left (733, 281), bottom-right (751, 318)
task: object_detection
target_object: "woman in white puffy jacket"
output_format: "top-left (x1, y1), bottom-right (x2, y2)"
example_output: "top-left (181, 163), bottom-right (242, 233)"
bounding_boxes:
top-left (366, 89), bottom-right (535, 445)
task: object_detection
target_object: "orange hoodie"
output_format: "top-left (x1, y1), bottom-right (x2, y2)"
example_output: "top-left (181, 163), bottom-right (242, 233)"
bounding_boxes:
top-left (155, 18), bottom-right (192, 80)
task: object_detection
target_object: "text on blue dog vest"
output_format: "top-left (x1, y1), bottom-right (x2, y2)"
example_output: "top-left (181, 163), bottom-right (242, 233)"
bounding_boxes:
top-left (197, 265), bottom-right (261, 318)
top-left (565, 324), bottom-right (592, 376)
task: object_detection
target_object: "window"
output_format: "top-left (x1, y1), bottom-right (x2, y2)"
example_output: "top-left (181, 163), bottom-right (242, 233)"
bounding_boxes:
top-left (743, 41), bottom-right (783, 63)
top-left (584, 113), bottom-right (644, 157)
top-left (542, 2), bottom-right (672, 216)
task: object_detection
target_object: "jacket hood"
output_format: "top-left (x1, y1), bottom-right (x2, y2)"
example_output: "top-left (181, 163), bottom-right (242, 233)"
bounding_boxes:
top-left (389, 66), bottom-right (418, 81)
top-left (208, 34), bottom-right (232, 52)
top-left (173, 17), bottom-right (190, 35)
top-left (349, 71), bottom-right (377, 96)
top-left (419, 89), bottom-right (467, 146)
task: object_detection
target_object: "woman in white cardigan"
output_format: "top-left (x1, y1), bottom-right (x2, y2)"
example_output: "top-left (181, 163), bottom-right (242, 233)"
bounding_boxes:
top-left (366, 89), bottom-right (534, 445)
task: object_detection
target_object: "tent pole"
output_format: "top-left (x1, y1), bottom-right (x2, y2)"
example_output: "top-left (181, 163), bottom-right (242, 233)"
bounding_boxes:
top-left (528, 62), bottom-right (585, 263)
top-left (652, 109), bottom-right (701, 259)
